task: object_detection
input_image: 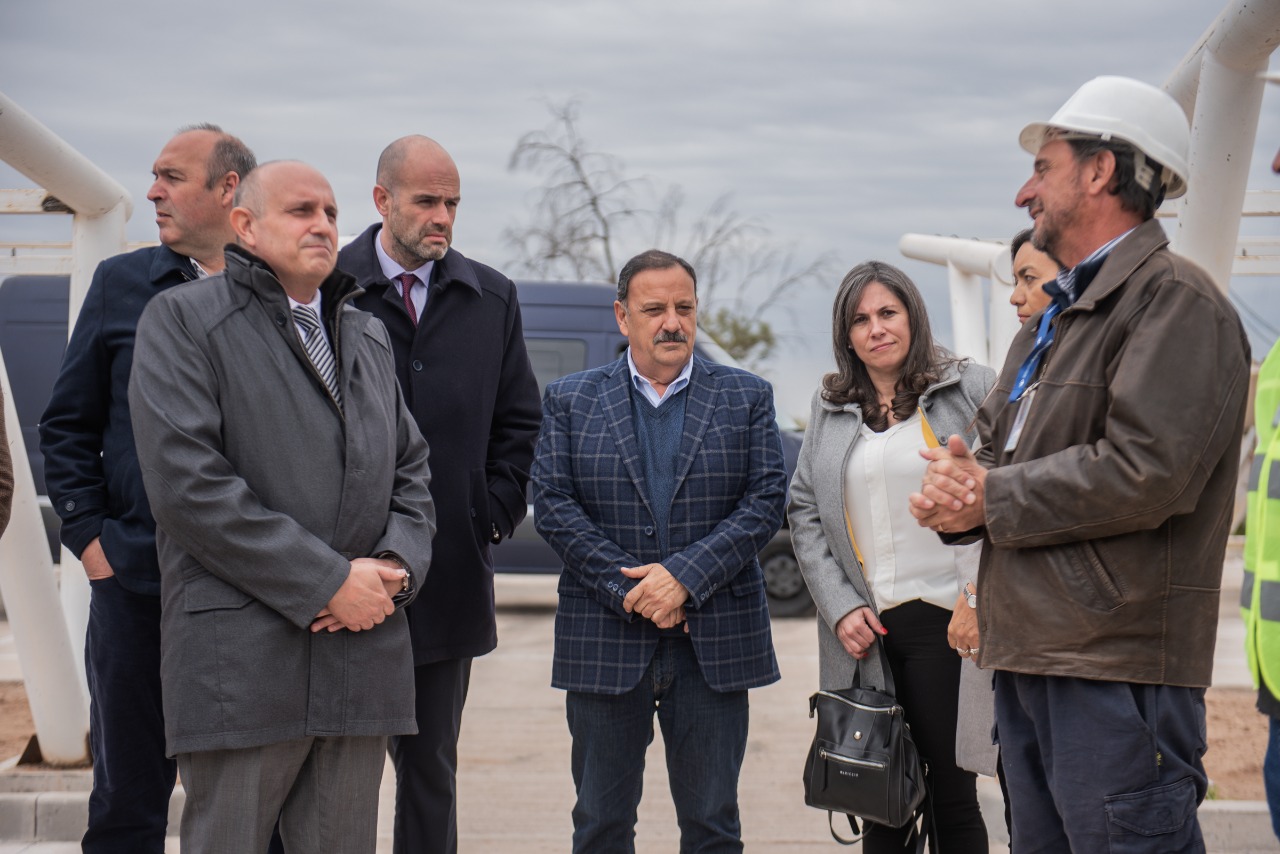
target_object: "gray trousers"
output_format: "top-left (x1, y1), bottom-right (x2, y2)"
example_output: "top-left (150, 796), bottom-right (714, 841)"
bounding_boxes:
top-left (178, 735), bottom-right (386, 854)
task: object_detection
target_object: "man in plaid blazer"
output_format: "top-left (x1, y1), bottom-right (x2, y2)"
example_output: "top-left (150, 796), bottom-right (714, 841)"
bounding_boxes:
top-left (532, 249), bottom-right (787, 853)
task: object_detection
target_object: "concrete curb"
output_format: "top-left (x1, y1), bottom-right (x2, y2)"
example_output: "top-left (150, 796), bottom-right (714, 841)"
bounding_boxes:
top-left (0, 767), bottom-right (182, 845)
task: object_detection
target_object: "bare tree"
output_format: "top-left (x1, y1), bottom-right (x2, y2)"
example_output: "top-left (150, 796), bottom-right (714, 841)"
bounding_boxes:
top-left (504, 100), bottom-right (833, 368)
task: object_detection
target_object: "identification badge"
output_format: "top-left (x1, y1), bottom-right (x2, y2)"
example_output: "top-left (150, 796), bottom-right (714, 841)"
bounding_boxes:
top-left (1003, 386), bottom-right (1037, 453)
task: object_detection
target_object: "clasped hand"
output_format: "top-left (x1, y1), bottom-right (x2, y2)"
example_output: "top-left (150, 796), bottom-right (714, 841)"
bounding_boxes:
top-left (311, 557), bottom-right (407, 633)
top-left (621, 563), bottom-right (689, 631)
top-left (908, 434), bottom-right (987, 534)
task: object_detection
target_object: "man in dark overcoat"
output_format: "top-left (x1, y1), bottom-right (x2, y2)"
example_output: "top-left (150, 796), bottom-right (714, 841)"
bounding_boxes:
top-left (337, 134), bottom-right (541, 854)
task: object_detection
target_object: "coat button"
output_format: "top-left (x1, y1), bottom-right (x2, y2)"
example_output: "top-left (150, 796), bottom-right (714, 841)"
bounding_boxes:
top-left (411, 360), bottom-right (424, 372)
top-left (274, 312), bottom-right (286, 327)
top-left (644, 526), bottom-right (654, 536)
top-left (64, 500), bottom-right (75, 511)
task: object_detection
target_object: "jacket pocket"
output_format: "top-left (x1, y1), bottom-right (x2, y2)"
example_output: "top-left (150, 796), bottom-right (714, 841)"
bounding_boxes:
top-left (730, 564), bottom-right (765, 596)
top-left (183, 571), bottom-right (254, 613)
top-left (1047, 540), bottom-right (1124, 612)
top-left (469, 468), bottom-right (492, 547)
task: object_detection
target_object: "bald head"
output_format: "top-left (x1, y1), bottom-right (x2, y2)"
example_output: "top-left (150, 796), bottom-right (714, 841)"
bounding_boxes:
top-left (376, 135), bottom-right (456, 191)
top-left (373, 136), bottom-right (462, 269)
top-left (231, 161), bottom-right (339, 299)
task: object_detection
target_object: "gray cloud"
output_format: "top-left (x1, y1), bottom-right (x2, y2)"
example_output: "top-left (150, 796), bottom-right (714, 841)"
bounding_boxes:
top-left (2, 0), bottom-right (1277, 418)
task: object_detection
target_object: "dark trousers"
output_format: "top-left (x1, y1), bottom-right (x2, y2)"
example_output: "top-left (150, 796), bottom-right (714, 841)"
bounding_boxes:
top-left (83, 576), bottom-right (176, 854)
top-left (565, 636), bottom-right (749, 854)
top-left (389, 657), bottom-right (473, 854)
top-left (994, 671), bottom-right (1207, 853)
top-left (864, 600), bottom-right (988, 854)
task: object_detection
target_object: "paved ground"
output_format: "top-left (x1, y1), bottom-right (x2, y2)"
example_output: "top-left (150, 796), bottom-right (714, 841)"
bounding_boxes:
top-left (1, 541), bottom-right (1276, 852)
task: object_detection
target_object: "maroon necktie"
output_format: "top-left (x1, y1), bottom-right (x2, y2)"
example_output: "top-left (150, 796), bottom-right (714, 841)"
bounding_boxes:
top-left (395, 273), bottom-right (419, 326)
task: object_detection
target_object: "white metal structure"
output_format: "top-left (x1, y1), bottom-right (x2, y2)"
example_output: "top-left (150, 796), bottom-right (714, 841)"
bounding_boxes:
top-left (0, 90), bottom-right (133, 765)
top-left (902, 0), bottom-right (1280, 370)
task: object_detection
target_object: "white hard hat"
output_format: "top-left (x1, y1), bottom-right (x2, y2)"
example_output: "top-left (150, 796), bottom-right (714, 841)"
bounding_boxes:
top-left (1019, 76), bottom-right (1190, 200)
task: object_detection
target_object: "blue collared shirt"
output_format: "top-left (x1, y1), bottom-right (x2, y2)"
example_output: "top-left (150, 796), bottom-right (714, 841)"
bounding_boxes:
top-left (626, 348), bottom-right (692, 408)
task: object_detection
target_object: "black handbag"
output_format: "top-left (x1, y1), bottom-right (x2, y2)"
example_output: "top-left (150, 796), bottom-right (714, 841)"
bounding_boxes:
top-left (803, 642), bottom-right (930, 848)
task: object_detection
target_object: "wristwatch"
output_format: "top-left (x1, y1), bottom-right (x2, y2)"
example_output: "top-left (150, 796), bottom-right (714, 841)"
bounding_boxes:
top-left (963, 581), bottom-right (978, 610)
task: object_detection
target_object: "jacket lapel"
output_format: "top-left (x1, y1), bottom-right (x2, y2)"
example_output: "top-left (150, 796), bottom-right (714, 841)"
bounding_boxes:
top-left (673, 358), bottom-right (717, 489)
top-left (600, 359), bottom-right (652, 512)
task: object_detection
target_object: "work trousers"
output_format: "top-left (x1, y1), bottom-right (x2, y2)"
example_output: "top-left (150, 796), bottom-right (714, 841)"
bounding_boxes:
top-left (995, 671), bottom-right (1207, 853)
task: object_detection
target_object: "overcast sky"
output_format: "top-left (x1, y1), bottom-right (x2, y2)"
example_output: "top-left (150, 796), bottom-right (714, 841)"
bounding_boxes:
top-left (3, 0), bottom-right (1278, 420)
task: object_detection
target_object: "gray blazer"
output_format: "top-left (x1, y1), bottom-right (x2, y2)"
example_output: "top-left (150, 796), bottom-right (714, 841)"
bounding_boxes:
top-left (129, 247), bottom-right (436, 755)
top-left (788, 358), bottom-right (994, 700)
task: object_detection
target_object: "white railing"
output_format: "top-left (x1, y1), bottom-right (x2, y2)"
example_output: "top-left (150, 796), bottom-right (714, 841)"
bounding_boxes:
top-left (0, 90), bottom-right (133, 765)
top-left (902, 0), bottom-right (1280, 370)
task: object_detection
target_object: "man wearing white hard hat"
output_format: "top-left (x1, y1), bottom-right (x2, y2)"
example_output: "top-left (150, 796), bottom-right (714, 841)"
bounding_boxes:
top-left (911, 75), bottom-right (1251, 851)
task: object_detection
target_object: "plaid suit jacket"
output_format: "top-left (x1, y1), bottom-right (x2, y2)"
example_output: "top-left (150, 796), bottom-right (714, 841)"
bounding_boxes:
top-left (533, 354), bottom-right (786, 694)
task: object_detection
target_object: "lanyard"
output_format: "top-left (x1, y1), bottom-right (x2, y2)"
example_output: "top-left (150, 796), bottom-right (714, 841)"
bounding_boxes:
top-left (1007, 301), bottom-right (1062, 403)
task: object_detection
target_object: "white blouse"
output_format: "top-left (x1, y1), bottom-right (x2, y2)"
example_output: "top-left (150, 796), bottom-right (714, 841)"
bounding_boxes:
top-left (843, 411), bottom-right (959, 612)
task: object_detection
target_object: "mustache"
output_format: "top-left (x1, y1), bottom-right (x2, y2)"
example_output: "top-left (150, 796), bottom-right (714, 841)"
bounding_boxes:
top-left (653, 330), bottom-right (688, 345)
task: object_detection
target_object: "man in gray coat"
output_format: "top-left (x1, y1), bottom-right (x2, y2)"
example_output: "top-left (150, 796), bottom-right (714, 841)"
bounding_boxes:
top-left (129, 160), bottom-right (435, 854)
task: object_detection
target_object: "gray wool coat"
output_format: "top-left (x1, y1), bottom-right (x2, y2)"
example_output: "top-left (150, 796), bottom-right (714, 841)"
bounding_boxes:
top-left (788, 359), bottom-right (998, 772)
top-left (129, 246), bottom-right (437, 756)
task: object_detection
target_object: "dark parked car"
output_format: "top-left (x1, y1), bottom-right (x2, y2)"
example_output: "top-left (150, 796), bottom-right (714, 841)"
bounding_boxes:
top-left (0, 276), bottom-right (815, 617)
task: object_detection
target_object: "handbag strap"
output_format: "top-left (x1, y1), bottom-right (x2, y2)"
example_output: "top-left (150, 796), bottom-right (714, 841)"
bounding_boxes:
top-left (850, 633), bottom-right (898, 698)
top-left (828, 786), bottom-right (934, 852)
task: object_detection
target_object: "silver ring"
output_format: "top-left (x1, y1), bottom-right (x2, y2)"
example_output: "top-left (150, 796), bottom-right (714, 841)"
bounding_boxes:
top-left (966, 647), bottom-right (979, 654)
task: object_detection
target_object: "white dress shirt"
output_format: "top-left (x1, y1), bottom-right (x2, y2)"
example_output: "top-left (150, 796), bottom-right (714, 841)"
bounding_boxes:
top-left (843, 411), bottom-right (958, 612)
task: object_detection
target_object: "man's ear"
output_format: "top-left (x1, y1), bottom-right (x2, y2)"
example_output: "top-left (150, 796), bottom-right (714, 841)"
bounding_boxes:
top-left (1084, 149), bottom-right (1118, 197)
top-left (373, 184), bottom-right (392, 217)
top-left (229, 207), bottom-right (254, 247)
top-left (218, 172), bottom-right (240, 208)
top-left (614, 299), bottom-right (629, 337)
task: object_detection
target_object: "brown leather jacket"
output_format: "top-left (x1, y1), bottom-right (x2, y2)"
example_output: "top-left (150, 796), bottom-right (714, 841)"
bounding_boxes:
top-left (973, 219), bottom-right (1250, 687)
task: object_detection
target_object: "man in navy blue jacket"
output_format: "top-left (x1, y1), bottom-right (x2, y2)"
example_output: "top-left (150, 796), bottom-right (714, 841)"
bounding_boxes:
top-left (39, 125), bottom-right (255, 854)
top-left (533, 250), bottom-right (787, 852)
top-left (337, 135), bottom-right (541, 854)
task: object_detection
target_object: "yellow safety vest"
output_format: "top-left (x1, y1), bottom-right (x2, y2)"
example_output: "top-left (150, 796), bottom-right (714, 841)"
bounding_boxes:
top-left (1243, 341), bottom-right (1280, 694)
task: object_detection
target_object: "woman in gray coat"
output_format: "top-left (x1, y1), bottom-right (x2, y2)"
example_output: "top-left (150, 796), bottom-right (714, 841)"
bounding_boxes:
top-left (789, 261), bottom-right (995, 853)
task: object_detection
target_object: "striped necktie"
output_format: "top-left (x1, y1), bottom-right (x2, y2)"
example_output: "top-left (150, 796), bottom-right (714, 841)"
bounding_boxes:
top-left (291, 305), bottom-right (342, 410)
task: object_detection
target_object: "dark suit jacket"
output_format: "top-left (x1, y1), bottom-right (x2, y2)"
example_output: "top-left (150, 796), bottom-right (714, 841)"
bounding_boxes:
top-left (533, 354), bottom-right (786, 694)
top-left (39, 245), bottom-right (196, 594)
top-left (338, 225), bottom-right (541, 664)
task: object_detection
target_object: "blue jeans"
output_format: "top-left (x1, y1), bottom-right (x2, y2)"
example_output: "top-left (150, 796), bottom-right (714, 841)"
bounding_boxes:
top-left (84, 576), bottom-right (176, 854)
top-left (994, 671), bottom-right (1206, 853)
top-left (1265, 715), bottom-right (1280, 841)
top-left (565, 636), bottom-right (749, 854)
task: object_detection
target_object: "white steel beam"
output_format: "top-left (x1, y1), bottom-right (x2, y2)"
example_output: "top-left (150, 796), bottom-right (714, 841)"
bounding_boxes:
top-left (0, 351), bottom-right (91, 765)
